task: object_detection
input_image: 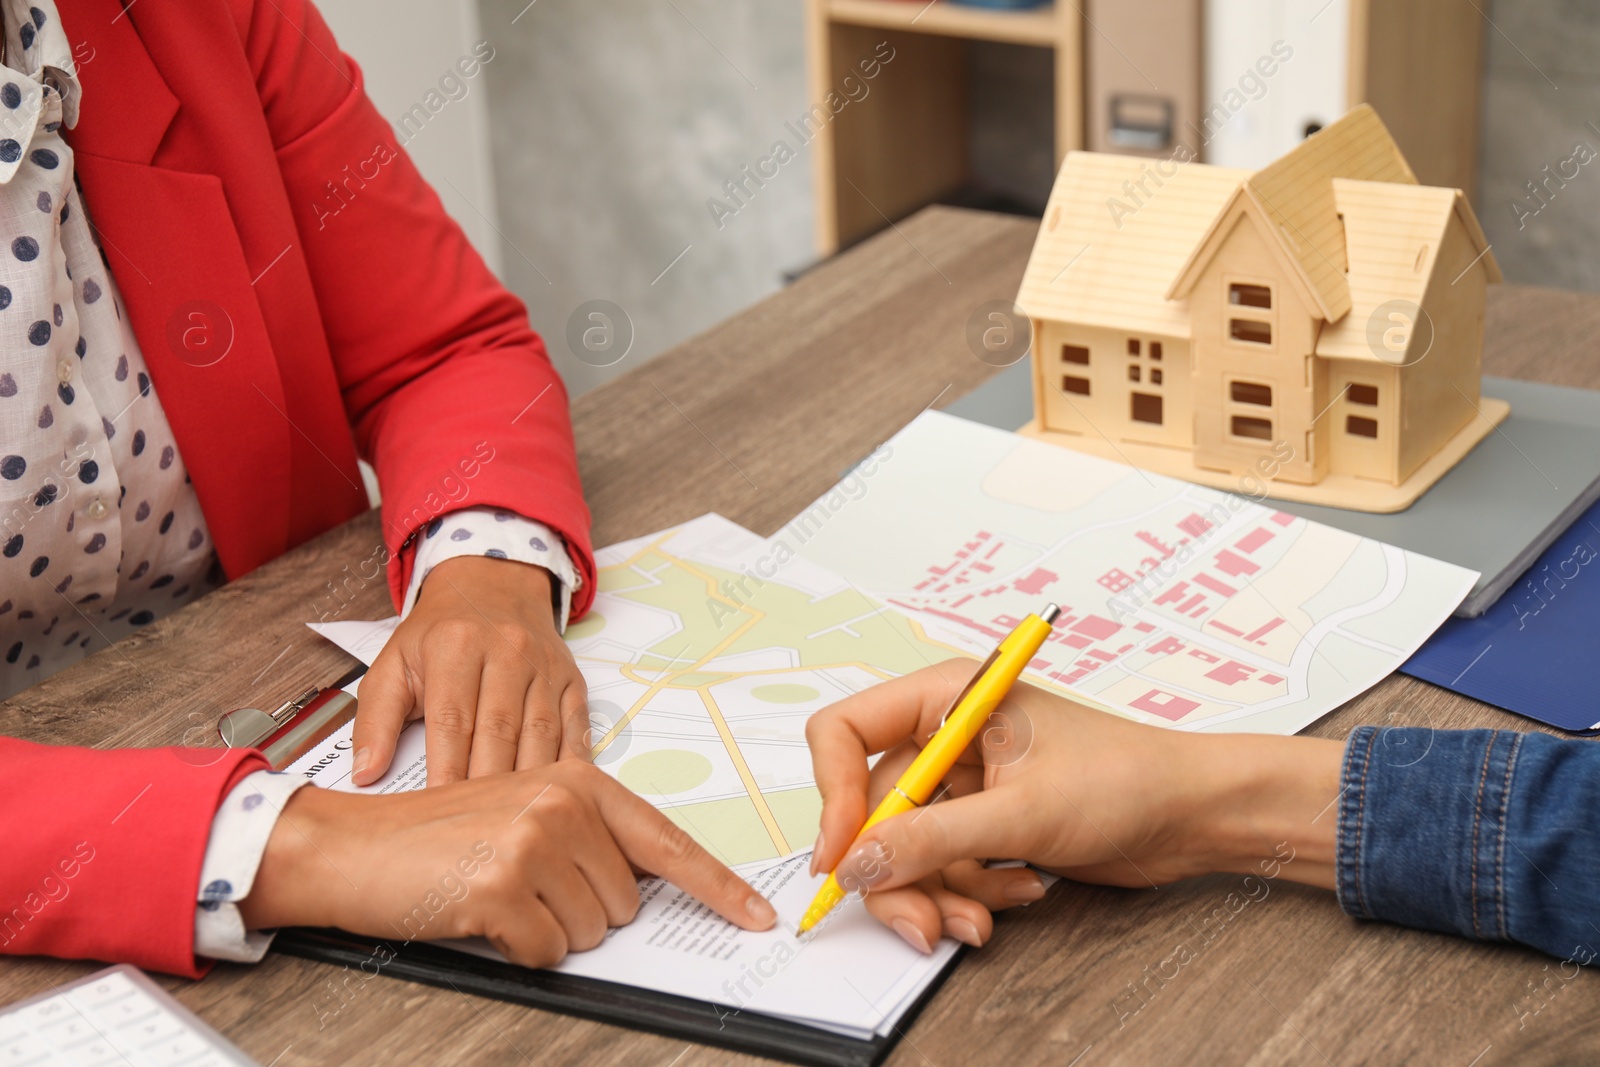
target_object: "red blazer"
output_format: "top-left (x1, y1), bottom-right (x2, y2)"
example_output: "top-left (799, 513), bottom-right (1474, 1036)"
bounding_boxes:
top-left (1, 0), bottom-right (594, 975)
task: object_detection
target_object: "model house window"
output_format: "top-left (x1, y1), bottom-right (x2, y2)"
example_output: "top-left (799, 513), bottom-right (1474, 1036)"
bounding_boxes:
top-left (1229, 283), bottom-right (1272, 309)
top-left (1231, 415), bottom-right (1272, 440)
top-left (1151, 369), bottom-right (1163, 385)
top-left (1348, 383), bottom-right (1379, 405)
top-left (1347, 415), bottom-right (1378, 438)
top-left (1229, 319), bottom-right (1272, 345)
top-left (1062, 344), bottom-right (1090, 365)
top-left (1127, 338), bottom-right (1140, 355)
top-left (1062, 375), bottom-right (1090, 396)
top-left (1230, 381), bottom-right (1273, 406)
top-left (1128, 365), bottom-right (1141, 382)
top-left (1131, 393), bottom-right (1163, 424)
top-left (1150, 342), bottom-right (1162, 361)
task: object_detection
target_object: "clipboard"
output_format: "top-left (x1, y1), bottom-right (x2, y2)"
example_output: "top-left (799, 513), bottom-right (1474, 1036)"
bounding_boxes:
top-left (272, 928), bottom-right (959, 1067)
top-left (249, 665), bottom-right (961, 1065)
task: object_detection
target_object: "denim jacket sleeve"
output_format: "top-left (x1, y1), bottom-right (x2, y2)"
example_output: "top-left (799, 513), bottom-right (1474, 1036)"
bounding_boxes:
top-left (1337, 726), bottom-right (1600, 965)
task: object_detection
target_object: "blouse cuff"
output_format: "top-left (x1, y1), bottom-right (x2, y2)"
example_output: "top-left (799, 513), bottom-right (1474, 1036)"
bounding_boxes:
top-left (401, 506), bottom-right (579, 630)
top-left (193, 770), bottom-right (310, 964)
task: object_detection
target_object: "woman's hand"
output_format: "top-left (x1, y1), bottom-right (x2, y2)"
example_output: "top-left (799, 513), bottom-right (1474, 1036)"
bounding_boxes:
top-left (239, 761), bottom-right (778, 967)
top-left (352, 555), bottom-right (589, 787)
top-left (805, 660), bottom-right (1343, 953)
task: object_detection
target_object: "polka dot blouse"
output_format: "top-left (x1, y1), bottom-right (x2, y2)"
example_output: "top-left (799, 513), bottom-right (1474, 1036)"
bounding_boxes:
top-left (0, 2), bottom-right (216, 699)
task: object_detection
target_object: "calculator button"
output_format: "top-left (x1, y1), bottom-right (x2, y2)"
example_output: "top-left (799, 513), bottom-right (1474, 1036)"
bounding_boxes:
top-left (92, 993), bottom-right (158, 1028)
top-left (0, 1030), bottom-right (49, 1066)
top-left (10, 1002), bottom-right (67, 1029)
top-left (126, 1011), bottom-right (184, 1048)
top-left (38, 1016), bottom-right (99, 1048)
top-left (62, 974), bottom-right (137, 1010)
top-left (143, 1029), bottom-right (211, 1065)
top-left (56, 1039), bottom-right (121, 1067)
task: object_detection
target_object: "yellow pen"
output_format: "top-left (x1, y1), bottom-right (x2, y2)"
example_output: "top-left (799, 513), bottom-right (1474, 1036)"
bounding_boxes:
top-left (798, 602), bottom-right (1061, 935)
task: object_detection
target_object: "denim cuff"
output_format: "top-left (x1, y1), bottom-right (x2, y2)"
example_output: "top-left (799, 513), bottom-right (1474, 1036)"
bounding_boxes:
top-left (1336, 726), bottom-right (1523, 943)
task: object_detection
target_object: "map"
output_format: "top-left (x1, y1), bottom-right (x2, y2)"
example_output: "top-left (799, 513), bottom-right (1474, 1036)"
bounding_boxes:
top-left (570, 514), bottom-right (966, 867)
top-left (791, 412), bottom-right (1478, 736)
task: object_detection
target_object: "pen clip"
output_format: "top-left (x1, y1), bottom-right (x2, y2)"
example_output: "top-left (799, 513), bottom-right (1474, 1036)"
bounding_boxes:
top-left (935, 603), bottom-right (1059, 728)
top-left (938, 648), bottom-right (1003, 729)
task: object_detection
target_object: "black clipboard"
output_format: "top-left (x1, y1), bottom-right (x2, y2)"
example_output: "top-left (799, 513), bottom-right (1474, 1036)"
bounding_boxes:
top-left (264, 666), bottom-right (959, 1065)
top-left (272, 928), bottom-right (962, 1067)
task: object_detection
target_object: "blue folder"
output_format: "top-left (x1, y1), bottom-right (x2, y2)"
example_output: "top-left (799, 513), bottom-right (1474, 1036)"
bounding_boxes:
top-left (1401, 497), bottom-right (1600, 733)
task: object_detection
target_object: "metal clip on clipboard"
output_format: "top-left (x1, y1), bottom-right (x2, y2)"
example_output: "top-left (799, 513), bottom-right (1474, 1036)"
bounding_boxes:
top-left (217, 685), bottom-right (358, 770)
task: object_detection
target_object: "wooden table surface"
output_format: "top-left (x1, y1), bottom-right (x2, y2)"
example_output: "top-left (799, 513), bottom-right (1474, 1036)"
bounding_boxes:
top-left (3, 206), bottom-right (1597, 1066)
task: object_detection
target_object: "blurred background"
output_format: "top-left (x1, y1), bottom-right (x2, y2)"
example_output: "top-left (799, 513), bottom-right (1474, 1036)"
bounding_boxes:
top-left (317, 0), bottom-right (1591, 398)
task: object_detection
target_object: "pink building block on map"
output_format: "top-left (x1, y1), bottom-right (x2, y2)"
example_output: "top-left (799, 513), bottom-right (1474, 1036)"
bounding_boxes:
top-left (1235, 527), bottom-right (1274, 554)
top-left (1072, 615), bottom-right (1122, 640)
top-left (1193, 573), bottom-right (1237, 597)
top-left (1099, 568), bottom-right (1135, 593)
top-left (1131, 689), bottom-right (1202, 721)
top-left (1014, 567), bottom-right (1058, 595)
top-left (1204, 660), bottom-right (1256, 685)
top-left (1214, 550), bottom-right (1260, 578)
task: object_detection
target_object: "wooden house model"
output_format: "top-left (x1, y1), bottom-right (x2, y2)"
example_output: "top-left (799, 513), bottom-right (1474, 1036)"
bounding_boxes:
top-left (1015, 105), bottom-right (1506, 512)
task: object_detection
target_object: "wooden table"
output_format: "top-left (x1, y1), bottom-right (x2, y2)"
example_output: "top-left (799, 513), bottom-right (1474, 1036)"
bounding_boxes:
top-left (3, 206), bottom-right (1597, 1065)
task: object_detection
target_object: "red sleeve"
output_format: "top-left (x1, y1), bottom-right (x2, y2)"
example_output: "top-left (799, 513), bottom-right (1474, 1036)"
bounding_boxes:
top-left (239, 0), bottom-right (596, 615)
top-left (0, 739), bottom-right (267, 977)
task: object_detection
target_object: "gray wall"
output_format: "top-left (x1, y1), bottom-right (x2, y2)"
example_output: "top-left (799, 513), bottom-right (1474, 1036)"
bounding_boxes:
top-left (1477, 0), bottom-right (1600, 293)
top-left (477, 0), bottom-right (813, 396)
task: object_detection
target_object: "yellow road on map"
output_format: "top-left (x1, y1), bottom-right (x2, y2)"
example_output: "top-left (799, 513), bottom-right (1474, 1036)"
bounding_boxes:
top-left (575, 530), bottom-right (965, 866)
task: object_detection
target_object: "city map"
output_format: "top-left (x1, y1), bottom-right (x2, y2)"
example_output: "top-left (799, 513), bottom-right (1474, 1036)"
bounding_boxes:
top-left (794, 412), bottom-right (1479, 736)
top-left (571, 514), bottom-right (966, 866)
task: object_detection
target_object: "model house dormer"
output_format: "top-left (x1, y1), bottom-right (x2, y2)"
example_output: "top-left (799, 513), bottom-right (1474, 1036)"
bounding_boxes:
top-left (1016, 105), bottom-right (1506, 513)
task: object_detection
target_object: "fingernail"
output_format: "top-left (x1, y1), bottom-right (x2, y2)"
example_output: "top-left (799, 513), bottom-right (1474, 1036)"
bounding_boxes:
top-left (891, 917), bottom-right (932, 955)
top-left (808, 831), bottom-right (825, 877)
top-left (352, 747), bottom-right (371, 781)
top-left (747, 894), bottom-right (777, 928)
top-left (946, 917), bottom-right (982, 947)
top-left (839, 843), bottom-right (891, 892)
top-left (1004, 875), bottom-right (1047, 904)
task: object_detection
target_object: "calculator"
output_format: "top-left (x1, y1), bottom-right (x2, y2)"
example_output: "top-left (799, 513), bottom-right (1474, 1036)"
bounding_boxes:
top-left (0, 964), bottom-right (257, 1067)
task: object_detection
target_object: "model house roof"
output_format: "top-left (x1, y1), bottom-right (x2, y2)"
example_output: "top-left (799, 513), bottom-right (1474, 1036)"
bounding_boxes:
top-left (1315, 178), bottom-right (1500, 363)
top-left (1018, 106), bottom-right (1500, 360)
top-left (1016, 153), bottom-right (1248, 338)
top-left (1171, 104), bottom-right (1419, 321)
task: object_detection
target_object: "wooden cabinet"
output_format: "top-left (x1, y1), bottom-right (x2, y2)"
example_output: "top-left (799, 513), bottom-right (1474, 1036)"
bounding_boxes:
top-left (803, 0), bottom-right (1082, 255)
top-left (803, 0), bottom-right (1482, 256)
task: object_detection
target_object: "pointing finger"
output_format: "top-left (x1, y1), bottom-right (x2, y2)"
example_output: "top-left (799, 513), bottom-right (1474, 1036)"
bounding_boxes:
top-left (592, 772), bottom-right (778, 932)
